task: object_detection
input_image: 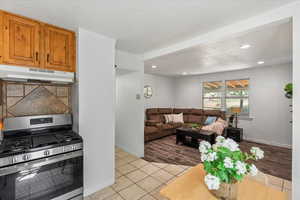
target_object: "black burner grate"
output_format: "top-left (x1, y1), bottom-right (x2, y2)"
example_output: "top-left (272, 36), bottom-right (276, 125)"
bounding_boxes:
top-left (32, 135), bottom-right (59, 148)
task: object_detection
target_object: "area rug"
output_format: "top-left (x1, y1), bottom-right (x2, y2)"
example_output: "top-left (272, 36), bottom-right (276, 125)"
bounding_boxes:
top-left (144, 135), bottom-right (292, 180)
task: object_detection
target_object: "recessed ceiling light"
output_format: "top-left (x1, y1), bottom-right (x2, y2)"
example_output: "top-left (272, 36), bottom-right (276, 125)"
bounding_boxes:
top-left (182, 72), bottom-right (187, 75)
top-left (257, 61), bottom-right (265, 65)
top-left (151, 65), bottom-right (157, 69)
top-left (240, 44), bottom-right (251, 49)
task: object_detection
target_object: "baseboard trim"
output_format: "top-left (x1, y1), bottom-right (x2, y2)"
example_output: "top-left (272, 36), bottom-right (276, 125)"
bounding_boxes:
top-left (84, 178), bottom-right (115, 197)
top-left (244, 137), bottom-right (292, 149)
top-left (116, 143), bottom-right (144, 158)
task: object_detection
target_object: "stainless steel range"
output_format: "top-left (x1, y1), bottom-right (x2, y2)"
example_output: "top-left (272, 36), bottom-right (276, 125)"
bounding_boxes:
top-left (0, 114), bottom-right (83, 200)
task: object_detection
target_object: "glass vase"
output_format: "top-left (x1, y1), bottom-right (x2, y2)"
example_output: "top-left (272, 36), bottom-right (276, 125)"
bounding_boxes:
top-left (211, 182), bottom-right (238, 200)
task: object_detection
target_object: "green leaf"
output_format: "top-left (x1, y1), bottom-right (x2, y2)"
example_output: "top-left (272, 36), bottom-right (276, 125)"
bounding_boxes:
top-left (284, 83), bottom-right (293, 94)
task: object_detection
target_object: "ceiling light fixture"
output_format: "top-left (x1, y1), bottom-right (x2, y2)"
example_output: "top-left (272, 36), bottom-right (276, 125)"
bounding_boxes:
top-left (240, 44), bottom-right (251, 49)
top-left (182, 72), bottom-right (187, 75)
top-left (151, 65), bottom-right (157, 69)
top-left (257, 61), bottom-right (265, 65)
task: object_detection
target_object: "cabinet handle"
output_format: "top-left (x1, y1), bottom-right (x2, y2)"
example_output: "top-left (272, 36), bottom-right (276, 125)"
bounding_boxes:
top-left (35, 52), bottom-right (39, 61)
top-left (47, 54), bottom-right (50, 63)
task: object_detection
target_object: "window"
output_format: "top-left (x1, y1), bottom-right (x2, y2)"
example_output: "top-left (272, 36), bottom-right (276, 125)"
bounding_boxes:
top-left (203, 81), bottom-right (223, 109)
top-left (202, 79), bottom-right (249, 115)
top-left (225, 79), bottom-right (249, 115)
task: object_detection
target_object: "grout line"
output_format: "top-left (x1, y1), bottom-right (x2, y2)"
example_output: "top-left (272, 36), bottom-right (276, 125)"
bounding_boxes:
top-left (115, 182), bottom-right (150, 200)
top-left (115, 151), bottom-right (189, 199)
top-left (115, 150), bottom-right (172, 199)
top-left (113, 170), bottom-right (169, 200)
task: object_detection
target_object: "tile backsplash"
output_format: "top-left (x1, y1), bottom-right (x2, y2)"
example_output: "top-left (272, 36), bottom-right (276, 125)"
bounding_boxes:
top-left (0, 81), bottom-right (72, 120)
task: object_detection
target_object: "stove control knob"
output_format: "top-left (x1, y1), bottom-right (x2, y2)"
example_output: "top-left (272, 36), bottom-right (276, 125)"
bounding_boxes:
top-left (44, 150), bottom-right (50, 156)
top-left (22, 155), bottom-right (30, 161)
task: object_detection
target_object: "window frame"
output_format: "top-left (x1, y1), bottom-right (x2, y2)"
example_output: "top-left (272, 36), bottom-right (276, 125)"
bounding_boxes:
top-left (202, 79), bottom-right (250, 116)
top-left (202, 81), bottom-right (224, 110)
top-left (225, 78), bottom-right (250, 116)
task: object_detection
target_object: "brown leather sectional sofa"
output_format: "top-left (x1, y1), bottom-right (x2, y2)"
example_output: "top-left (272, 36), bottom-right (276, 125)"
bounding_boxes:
top-left (144, 108), bottom-right (226, 142)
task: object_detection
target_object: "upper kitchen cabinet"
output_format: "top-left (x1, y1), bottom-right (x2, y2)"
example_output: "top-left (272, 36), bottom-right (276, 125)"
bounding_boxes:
top-left (0, 11), bottom-right (3, 64)
top-left (2, 12), bottom-right (41, 67)
top-left (0, 10), bottom-right (76, 72)
top-left (44, 25), bottom-right (76, 72)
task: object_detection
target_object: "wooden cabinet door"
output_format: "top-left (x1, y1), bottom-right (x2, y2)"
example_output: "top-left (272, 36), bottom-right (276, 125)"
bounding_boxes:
top-left (0, 11), bottom-right (3, 64)
top-left (44, 25), bottom-right (75, 72)
top-left (3, 13), bottom-right (41, 67)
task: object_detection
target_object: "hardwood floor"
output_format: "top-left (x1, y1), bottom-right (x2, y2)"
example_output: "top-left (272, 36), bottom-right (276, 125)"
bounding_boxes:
top-left (144, 135), bottom-right (292, 180)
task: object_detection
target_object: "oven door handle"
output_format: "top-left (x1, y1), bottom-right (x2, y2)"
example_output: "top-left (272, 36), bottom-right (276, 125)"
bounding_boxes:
top-left (0, 150), bottom-right (83, 176)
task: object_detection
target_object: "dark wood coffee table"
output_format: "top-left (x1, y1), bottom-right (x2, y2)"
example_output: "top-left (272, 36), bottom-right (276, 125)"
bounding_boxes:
top-left (176, 127), bottom-right (216, 148)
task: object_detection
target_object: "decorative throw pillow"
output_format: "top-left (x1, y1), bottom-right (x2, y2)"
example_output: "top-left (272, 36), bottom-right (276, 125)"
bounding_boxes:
top-left (204, 116), bottom-right (217, 125)
top-left (172, 113), bottom-right (184, 123)
top-left (217, 118), bottom-right (228, 127)
top-left (164, 114), bottom-right (174, 123)
top-left (202, 121), bottom-right (226, 135)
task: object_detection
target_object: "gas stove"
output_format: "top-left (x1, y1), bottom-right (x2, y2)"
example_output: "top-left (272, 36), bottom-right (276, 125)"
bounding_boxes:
top-left (0, 128), bottom-right (81, 156)
top-left (0, 114), bottom-right (83, 200)
top-left (0, 114), bottom-right (83, 166)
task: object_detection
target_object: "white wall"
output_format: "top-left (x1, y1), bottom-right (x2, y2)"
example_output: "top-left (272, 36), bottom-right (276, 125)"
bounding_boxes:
top-left (144, 74), bottom-right (176, 109)
top-left (173, 64), bottom-right (292, 147)
top-left (77, 28), bottom-right (116, 196)
top-left (115, 50), bottom-right (144, 157)
top-left (293, 8), bottom-right (300, 199)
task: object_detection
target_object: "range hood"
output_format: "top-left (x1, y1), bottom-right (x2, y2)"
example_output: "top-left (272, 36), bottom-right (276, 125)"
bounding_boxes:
top-left (0, 65), bottom-right (74, 83)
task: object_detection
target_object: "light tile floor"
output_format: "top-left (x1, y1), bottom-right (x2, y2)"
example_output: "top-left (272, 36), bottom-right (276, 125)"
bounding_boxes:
top-left (84, 147), bottom-right (292, 200)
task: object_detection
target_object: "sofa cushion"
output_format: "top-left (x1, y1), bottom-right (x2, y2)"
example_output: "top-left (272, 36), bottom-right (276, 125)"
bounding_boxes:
top-left (173, 108), bottom-right (191, 114)
top-left (187, 114), bottom-right (203, 124)
top-left (158, 108), bottom-right (173, 114)
top-left (160, 124), bottom-right (174, 130)
top-left (203, 110), bottom-right (221, 116)
top-left (203, 110), bottom-right (226, 119)
top-left (148, 115), bottom-right (162, 122)
top-left (146, 108), bottom-right (159, 115)
top-left (145, 120), bottom-right (160, 126)
top-left (144, 126), bottom-right (159, 135)
top-left (191, 109), bottom-right (203, 115)
top-left (170, 122), bottom-right (183, 128)
top-left (183, 115), bottom-right (189, 122)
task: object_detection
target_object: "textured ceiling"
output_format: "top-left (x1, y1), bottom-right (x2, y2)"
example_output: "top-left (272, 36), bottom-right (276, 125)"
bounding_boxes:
top-left (1, 0), bottom-right (297, 53)
top-left (144, 20), bottom-right (292, 76)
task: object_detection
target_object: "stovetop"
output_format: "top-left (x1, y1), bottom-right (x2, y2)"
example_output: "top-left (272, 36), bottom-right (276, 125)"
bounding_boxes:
top-left (0, 127), bottom-right (82, 158)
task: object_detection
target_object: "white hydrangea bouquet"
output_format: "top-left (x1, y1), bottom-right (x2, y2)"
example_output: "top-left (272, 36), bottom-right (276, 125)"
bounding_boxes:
top-left (199, 136), bottom-right (264, 199)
